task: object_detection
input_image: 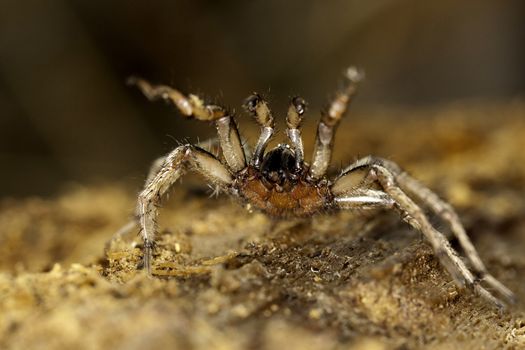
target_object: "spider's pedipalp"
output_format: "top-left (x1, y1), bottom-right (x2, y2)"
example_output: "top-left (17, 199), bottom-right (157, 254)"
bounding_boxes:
top-left (286, 96), bottom-right (307, 170)
top-left (244, 93), bottom-right (274, 128)
top-left (137, 145), bottom-right (233, 275)
top-left (286, 96), bottom-right (307, 129)
top-left (243, 93), bottom-right (275, 168)
top-left (309, 66), bottom-right (364, 180)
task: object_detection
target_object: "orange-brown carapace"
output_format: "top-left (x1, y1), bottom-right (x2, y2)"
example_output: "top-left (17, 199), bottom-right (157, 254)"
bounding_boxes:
top-left (235, 145), bottom-right (331, 217)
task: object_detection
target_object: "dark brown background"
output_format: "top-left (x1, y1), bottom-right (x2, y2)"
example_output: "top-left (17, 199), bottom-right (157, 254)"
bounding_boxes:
top-left (1, 0), bottom-right (524, 196)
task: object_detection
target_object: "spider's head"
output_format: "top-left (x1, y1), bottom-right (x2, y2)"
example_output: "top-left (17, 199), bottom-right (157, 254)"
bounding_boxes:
top-left (260, 144), bottom-right (298, 185)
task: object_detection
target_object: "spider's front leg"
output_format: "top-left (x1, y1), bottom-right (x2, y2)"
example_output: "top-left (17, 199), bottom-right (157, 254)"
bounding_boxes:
top-left (138, 145), bottom-right (233, 275)
top-left (128, 77), bottom-right (246, 173)
top-left (310, 67), bottom-right (364, 180)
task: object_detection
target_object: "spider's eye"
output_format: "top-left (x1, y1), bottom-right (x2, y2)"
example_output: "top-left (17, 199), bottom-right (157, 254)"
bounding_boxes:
top-left (244, 94), bottom-right (261, 113)
top-left (292, 97), bottom-right (307, 115)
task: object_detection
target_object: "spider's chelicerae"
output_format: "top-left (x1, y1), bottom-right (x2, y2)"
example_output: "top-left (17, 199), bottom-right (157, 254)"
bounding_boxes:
top-left (124, 67), bottom-right (515, 308)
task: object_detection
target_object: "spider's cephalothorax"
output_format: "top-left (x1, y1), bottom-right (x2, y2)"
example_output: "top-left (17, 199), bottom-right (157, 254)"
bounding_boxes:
top-left (121, 67), bottom-right (515, 309)
top-left (235, 143), bottom-right (331, 218)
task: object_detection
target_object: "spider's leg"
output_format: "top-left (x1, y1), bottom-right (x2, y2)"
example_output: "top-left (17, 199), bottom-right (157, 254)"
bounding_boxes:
top-left (128, 76), bottom-right (225, 120)
top-left (309, 67), bottom-right (364, 180)
top-left (138, 144), bottom-right (233, 275)
top-left (368, 164), bottom-right (505, 308)
top-left (332, 188), bottom-right (395, 210)
top-left (243, 93), bottom-right (275, 168)
top-left (108, 154), bottom-right (170, 250)
top-left (110, 138), bottom-right (225, 249)
top-left (128, 77), bottom-right (246, 173)
top-left (215, 116), bottom-right (246, 173)
top-left (147, 138), bottom-right (223, 189)
top-left (392, 167), bottom-right (517, 303)
top-left (241, 136), bottom-right (253, 162)
top-left (286, 97), bottom-right (307, 170)
top-left (337, 156), bottom-right (516, 303)
top-left (146, 155), bottom-right (170, 185)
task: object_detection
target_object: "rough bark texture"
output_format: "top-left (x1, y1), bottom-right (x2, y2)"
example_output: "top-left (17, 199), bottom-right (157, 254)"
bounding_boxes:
top-left (1, 103), bottom-right (524, 349)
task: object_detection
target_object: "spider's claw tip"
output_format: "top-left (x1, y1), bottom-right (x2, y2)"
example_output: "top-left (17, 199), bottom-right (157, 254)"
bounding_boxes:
top-left (345, 66), bottom-right (365, 83)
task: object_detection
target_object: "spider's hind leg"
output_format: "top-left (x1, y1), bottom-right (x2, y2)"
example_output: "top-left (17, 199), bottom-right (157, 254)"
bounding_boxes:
top-left (337, 156), bottom-right (516, 304)
top-left (369, 164), bottom-right (507, 308)
top-left (332, 157), bottom-right (512, 307)
top-left (243, 93), bottom-right (275, 168)
top-left (391, 164), bottom-right (517, 303)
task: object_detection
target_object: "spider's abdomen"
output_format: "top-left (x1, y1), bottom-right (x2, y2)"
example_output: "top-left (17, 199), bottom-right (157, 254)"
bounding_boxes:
top-left (236, 166), bottom-right (330, 217)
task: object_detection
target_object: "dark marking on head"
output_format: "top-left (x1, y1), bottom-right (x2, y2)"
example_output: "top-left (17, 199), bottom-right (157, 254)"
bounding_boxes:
top-left (260, 145), bottom-right (298, 185)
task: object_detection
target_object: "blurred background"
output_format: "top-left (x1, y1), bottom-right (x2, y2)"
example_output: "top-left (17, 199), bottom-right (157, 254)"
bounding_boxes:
top-left (0, 0), bottom-right (524, 196)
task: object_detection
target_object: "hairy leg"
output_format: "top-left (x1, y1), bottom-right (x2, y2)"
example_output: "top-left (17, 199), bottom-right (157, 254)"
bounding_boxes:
top-left (285, 97), bottom-right (307, 170)
top-left (107, 155), bottom-right (171, 249)
top-left (392, 165), bottom-right (515, 302)
top-left (333, 188), bottom-right (395, 210)
top-left (309, 67), bottom-right (364, 179)
top-left (128, 77), bottom-right (246, 173)
top-left (109, 138), bottom-right (225, 243)
top-left (369, 164), bottom-right (506, 307)
top-left (339, 156), bottom-right (516, 303)
top-left (138, 145), bottom-right (233, 275)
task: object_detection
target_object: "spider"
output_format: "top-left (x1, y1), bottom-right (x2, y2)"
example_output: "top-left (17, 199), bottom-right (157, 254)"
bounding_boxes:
top-left (122, 67), bottom-right (515, 308)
